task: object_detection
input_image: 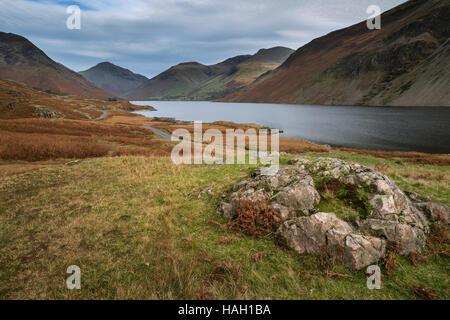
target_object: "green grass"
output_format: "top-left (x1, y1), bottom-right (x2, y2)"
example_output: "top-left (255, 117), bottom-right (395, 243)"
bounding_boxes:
top-left (0, 153), bottom-right (448, 299)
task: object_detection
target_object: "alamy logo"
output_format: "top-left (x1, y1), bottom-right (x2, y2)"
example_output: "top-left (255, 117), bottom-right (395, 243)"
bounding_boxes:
top-left (66, 265), bottom-right (81, 290)
top-left (366, 265), bottom-right (381, 289)
top-left (66, 5), bottom-right (81, 30)
top-left (366, 5), bottom-right (381, 30)
top-left (170, 121), bottom-right (279, 175)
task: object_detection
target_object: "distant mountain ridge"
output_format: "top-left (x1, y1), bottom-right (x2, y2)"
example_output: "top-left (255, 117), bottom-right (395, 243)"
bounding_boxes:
top-left (222, 0), bottom-right (450, 106)
top-left (0, 32), bottom-right (113, 99)
top-left (79, 62), bottom-right (148, 97)
top-left (126, 46), bottom-right (294, 101)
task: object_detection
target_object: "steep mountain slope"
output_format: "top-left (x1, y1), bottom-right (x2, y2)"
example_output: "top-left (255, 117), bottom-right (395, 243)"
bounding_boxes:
top-left (126, 47), bottom-right (294, 101)
top-left (222, 0), bottom-right (450, 106)
top-left (0, 32), bottom-right (113, 99)
top-left (79, 62), bottom-right (148, 97)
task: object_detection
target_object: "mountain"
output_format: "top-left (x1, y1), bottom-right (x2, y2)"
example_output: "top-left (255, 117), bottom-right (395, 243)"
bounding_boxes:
top-left (79, 62), bottom-right (148, 97)
top-left (222, 0), bottom-right (450, 106)
top-left (126, 46), bottom-right (294, 101)
top-left (0, 32), bottom-right (113, 99)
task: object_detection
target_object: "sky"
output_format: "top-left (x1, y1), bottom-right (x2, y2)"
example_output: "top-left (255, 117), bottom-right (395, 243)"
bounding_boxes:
top-left (0, 0), bottom-right (406, 78)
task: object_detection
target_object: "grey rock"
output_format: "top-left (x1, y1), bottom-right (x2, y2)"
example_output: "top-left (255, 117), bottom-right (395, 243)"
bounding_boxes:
top-left (327, 230), bottom-right (386, 270)
top-left (361, 219), bottom-right (426, 255)
top-left (217, 202), bottom-right (235, 220)
top-left (277, 212), bottom-right (354, 255)
top-left (277, 212), bottom-right (385, 269)
top-left (274, 184), bottom-right (320, 216)
top-left (414, 202), bottom-right (450, 225)
top-left (220, 157), bottom-right (447, 268)
top-left (33, 105), bottom-right (63, 119)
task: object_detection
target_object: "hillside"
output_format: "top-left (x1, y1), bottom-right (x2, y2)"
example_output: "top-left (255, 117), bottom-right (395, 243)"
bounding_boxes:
top-left (79, 62), bottom-right (148, 97)
top-left (0, 32), bottom-right (114, 99)
top-left (0, 79), bottom-right (143, 120)
top-left (126, 47), bottom-right (294, 101)
top-left (1, 152), bottom-right (449, 299)
top-left (222, 0), bottom-right (450, 106)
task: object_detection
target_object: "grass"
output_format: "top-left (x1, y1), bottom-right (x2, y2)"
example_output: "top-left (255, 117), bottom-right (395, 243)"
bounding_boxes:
top-left (304, 150), bottom-right (450, 207)
top-left (0, 154), bottom-right (448, 299)
top-left (0, 118), bottom-right (175, 161)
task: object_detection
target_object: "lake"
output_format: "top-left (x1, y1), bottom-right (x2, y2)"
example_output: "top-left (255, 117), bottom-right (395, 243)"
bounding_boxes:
top-left (133, 101), bottom-right (450, 154)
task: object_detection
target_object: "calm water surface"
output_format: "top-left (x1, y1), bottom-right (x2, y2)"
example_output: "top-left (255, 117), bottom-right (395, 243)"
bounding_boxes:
top-left (133, 101), bottom-right (450, 153)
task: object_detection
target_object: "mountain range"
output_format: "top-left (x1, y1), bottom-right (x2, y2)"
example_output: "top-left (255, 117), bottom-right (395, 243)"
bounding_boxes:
top-left (124, 46), bottom-right (294, 100)
top-left (0, 0), bottom-right (449, 106)
top-left (0, 32), bottom-right (113, 99)
top-left (221, 0), bottom-right (450, 106)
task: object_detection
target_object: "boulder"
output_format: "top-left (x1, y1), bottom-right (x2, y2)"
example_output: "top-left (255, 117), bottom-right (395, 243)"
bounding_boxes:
top-left (217, 202), bottom-right (235, 220)
top-left (327, 230), bottom-right (386, 270)
top-left (414, 202), bottom-right (450, 225)
top-left (274, 184), bottom-right (320, 216)
top-left (277, 212), bottom-right (386, 269)
top-left (361, 219), bottom-right (426, 255)
top-left (219, 157), bottom-right (448, 269)
top-left (277, 212), bottom-right (354, 255)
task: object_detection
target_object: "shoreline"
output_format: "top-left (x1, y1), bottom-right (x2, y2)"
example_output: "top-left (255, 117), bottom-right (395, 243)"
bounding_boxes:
top-left (131, 109), bottom-right (449, 157)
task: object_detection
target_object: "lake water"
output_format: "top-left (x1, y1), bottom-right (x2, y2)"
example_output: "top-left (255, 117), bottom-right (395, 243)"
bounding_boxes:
top-left (133, 101), bottom-right (450, 154)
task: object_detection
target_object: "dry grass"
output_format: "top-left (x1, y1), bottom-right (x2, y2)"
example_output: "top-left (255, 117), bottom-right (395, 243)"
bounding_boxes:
top-left (0, 118), bottom-right (174, 161)
top-left (339, 147), bottom-right (450, 166)
top-left (226, 197), bottom-right (281, 237)
top-left (412, 286), bottom-right (438, 300)
top-left (279, 137), bottom-right (328, 153)
top-left (0, 131), bottom-right (110, 161)
top-left (0, 160), bottom-right (67, 178)
top-left (385, 249), bottom-right (398, 279)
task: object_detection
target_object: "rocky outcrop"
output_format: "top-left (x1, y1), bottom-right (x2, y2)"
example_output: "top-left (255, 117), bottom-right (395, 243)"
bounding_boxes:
top-left (413, 202), bottom-right (450, 225)
top-left (218, 157), bottom-right (448, 269)
top-left (33, 105), bottom-right (63, 119)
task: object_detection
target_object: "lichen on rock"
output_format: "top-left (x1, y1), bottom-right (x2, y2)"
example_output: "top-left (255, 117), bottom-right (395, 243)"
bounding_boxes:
top-left (217, 157), bottom-right (448, 269)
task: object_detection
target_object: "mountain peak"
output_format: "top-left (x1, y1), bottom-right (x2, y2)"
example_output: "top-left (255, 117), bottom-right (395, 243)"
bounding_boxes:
top-left (126, 46), bottom-right (295, 101)
top-left (0, 32), bottom-right (113, 98)
top-left (249, 46), bottom-right (295, 64)
top-left (79, 62), bottom-right (148, 97)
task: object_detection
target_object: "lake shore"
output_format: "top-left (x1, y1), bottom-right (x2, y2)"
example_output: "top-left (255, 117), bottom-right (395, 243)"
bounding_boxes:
top-left (132, 101), bottom-right (450, 154)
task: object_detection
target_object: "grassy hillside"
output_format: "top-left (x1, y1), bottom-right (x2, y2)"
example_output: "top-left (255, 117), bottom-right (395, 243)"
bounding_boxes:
top-left (0, 153), bottom-right (448, 299)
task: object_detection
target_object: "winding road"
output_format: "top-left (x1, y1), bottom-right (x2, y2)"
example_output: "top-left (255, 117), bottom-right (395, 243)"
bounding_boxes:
top-left (143, 125), bottom-right (173, 140)
top-left (93, 110), bottom-right (109, 121)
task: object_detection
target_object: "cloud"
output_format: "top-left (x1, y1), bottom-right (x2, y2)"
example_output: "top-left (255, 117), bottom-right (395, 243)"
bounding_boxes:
top-left (0, 0), bottom-right (406, 77)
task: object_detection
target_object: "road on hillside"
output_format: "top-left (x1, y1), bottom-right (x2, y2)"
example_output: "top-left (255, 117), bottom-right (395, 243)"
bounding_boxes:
top-left (143, 125), bottom-right (173, 140)
top-left (94, 110), bottom-right (109, 121)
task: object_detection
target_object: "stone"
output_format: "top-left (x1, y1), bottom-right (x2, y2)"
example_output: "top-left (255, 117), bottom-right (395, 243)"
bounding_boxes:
top-left (33, 105), bottom-right (63, 119)
top-left (277, 212), bottom-right (354, 255)
top-left (414, 202), bottom-right (450, 225)
top-left (327, 230), bottom-right (386, 270)
top-left (274, 184), bottom-right (320, 216)
top-left (220, 157), bottom-right (448, 268)
top-left (369, 194), bottom-right (399, 220)
top-left (277, 212), bottom-right (385, 269)
top-left (269, 203), bottom-right (291, 221)
top-left (361, 219), bottom-right (426, 255)
top-left (217, 202), bottom-right (235, 220)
